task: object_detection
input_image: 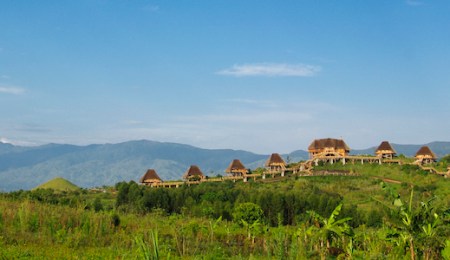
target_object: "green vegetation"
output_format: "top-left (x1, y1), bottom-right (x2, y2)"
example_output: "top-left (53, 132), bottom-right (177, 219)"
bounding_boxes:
top-left (33, 177), bottom-right (80, 192)
top-left (0, 163), bottom-right (449, 259)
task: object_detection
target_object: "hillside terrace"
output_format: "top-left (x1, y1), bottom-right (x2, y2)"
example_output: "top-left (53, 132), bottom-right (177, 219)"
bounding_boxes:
top-left (140, 139), bottom-right (450, 188)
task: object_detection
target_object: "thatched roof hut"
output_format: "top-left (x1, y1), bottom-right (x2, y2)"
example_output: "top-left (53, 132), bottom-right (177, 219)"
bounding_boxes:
top-left (225, 159), bottom-right (248, 176)
top-left (375, 141), bottom-right (397, 159)
top-left (183, 165), bottom-right (205, 180)
top-left (308, 138), bottom-right (350, 157)
top-left (265, 153), bottom-right (286, 172)
top-left (140, 169), bottom-right (163, 185)
top-left (415, 146), bottom-right (437, 164)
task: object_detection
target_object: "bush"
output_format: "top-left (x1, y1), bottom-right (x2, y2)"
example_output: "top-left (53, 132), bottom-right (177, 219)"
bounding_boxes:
top-left (233, 202), bottom-right (263, 225)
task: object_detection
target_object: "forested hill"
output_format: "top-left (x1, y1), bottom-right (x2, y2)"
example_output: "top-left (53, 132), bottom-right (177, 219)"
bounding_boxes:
top-left (0, 140), bottom-right (449, 191)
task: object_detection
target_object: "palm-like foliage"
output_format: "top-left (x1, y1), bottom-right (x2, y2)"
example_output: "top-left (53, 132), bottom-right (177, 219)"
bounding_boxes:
top-left (306, 204), bottom-right (353, 256)
top-left (387, 189), bottom-right (445, 260)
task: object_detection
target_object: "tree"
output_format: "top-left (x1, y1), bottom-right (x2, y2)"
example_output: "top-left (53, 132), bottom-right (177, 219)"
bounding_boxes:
top-left (440, 154), bottom-right (450, 164)
top-left (233, 202), bottom-right (263, 226)
top-left (116, 181), bottom-right (130, 207)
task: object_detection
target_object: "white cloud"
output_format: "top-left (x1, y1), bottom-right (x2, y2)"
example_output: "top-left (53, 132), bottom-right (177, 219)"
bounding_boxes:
top-left (0, 137), bottom-right (12, 144)
top-left (0, 137), bottom-right (38, 146)
top-left (217, 63), bottom-right (321, 77)
top-left (0, 86), bottom-right (25, 95)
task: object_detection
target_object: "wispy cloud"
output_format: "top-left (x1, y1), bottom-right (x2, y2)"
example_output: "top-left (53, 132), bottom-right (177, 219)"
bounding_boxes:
top-left (14, 123), bottom-right (52, 133)
top-left (405, 0), bottom-right (423, 6)
top-left (0, 137), bottom-right (38, 146)
top-left (123, 120), bottom-right (144, 125)
top-left (217, 63), bottom-right (321, 77)
top-left (0, 86), bottom-right (25, 95)
top-left (224, 98), bottom-right (278, 108)
top-left (143, 4), bottom-right (160, 12)
top-left (0, 137), bottom-right (12, 144)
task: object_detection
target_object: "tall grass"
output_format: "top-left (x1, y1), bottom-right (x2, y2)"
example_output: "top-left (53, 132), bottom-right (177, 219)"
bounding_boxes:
top-left (134, 230), bottom-right (160, 260)
top-left (0, 170), bottom-right (448, 259)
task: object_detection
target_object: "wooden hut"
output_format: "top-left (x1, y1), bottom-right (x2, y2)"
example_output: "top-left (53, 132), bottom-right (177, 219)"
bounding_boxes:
top-left (140, 169), bottom-right (163, 186)
top-left (265, 153), bottom-right (286, 172)
top-left (415, 146), bottom-right (437, 164)
top-left (308, 138), bottom-right (350, 158)
top-left (375, 141), bottom-right (397, 159)
top-left (183, 165), bottom-right (205, 181)
top-left (225, 159), bottom-right (248, 177)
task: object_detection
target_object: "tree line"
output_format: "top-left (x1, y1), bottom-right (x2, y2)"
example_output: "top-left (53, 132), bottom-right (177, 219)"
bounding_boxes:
top-left (115, 180), bottom-right (373, 228)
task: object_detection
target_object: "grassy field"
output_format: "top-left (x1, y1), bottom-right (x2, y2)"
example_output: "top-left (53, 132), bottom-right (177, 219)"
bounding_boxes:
top-left (1, 162), bottom-right (449, 259)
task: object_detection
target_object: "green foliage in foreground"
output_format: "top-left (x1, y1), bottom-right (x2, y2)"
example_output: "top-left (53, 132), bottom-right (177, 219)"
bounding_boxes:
top-left (0, 163), bottom-right (449, 259)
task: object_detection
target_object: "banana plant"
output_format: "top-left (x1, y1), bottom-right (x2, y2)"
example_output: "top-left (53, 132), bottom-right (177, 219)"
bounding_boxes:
top-left (306, 204), bottom-right (353, 252)
top-left (387, 188), bottom-right (444, 260)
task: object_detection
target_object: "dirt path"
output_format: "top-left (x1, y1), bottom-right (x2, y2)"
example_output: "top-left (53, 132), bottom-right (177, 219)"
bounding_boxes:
top-left (372, 176), bottom-right (402, 184)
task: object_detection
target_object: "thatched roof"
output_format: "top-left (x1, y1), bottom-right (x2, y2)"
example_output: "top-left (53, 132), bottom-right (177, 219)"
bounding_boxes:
top-left (376, 141), bottom-right (396, 154)
top-left (225, 159), bottom-right (247, 173)
top-left (415, 146), bottom-right (437, 159)
top-left (140, 169), bottom-right (162, 183)
top-left (308, 138), bottom-right (350, 151)
top-left (265, 153), bottom-right (286, 167)
top-left (183, 165), bottom-right (204, 179)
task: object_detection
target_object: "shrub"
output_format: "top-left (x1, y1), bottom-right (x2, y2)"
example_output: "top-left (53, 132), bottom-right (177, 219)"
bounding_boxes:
top-left (233, 202), bottom-right (263, 226)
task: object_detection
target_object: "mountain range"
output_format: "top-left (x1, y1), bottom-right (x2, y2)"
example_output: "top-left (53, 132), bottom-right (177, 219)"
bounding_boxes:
top-left (1, 140), bottom-right (449, 191)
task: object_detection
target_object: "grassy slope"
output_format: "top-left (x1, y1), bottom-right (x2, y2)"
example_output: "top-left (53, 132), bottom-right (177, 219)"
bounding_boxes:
top-left (33, 177), bottom-right (80, 192)
top-left (310, 163), bottom-right (450, 211)
top-left (1, 163), bottom-right (449, 258)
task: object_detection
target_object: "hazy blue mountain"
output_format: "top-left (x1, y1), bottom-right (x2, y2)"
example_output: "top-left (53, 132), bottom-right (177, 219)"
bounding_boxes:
top-left (1, 140), bottom-right (449, 191)
top-left (285, 150), bottom-right (310, 162)
top-left (0, 140), bottom-right (267, 191)
top-left (0, 142), bottom-right (34, 155)
top-left (351, 141), bottom-right (450, 157)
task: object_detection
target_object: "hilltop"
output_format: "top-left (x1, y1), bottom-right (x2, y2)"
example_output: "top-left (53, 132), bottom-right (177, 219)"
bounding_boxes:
top-left (33, 177), bottom-right (80, 192)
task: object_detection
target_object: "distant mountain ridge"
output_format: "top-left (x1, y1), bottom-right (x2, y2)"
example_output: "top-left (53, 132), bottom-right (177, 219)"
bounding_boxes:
top-left (0, 140), bottom-right (268, 191)
top-left (0, 140), bottom-right (449, 191)
top-left (350, 141), bottom-right (450, 157)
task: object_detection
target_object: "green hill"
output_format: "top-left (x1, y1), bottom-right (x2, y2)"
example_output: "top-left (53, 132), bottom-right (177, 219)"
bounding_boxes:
top-left (33, 177), bottom-right (80, 192)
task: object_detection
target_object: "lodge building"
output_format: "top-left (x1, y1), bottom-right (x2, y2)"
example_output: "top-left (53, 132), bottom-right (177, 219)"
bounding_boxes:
top-left (415, 146), bottom-right (437, 165)
top-left (226, 159), bottom-right (248, 177)
top-left (375, 141), bottom-right (397, 159)
top-left (308, 138), bottom-right (350, 158)
top-left (265, 153), bottom-right (286, 173)
top-left (183, 165), bottom-right (205, 181)
top-left (140, 169), bottom-right (163, 187)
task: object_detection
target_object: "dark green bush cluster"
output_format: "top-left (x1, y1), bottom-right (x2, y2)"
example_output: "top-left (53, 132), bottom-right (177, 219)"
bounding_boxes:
top-left (0, 188), bottom-right (115, 212)
top-left (115, 180), bottom-right (347, 226)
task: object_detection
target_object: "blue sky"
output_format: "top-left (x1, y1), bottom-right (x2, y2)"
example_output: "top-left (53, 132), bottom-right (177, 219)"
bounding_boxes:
top-left (1, 1), bottom-right (450, 153)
